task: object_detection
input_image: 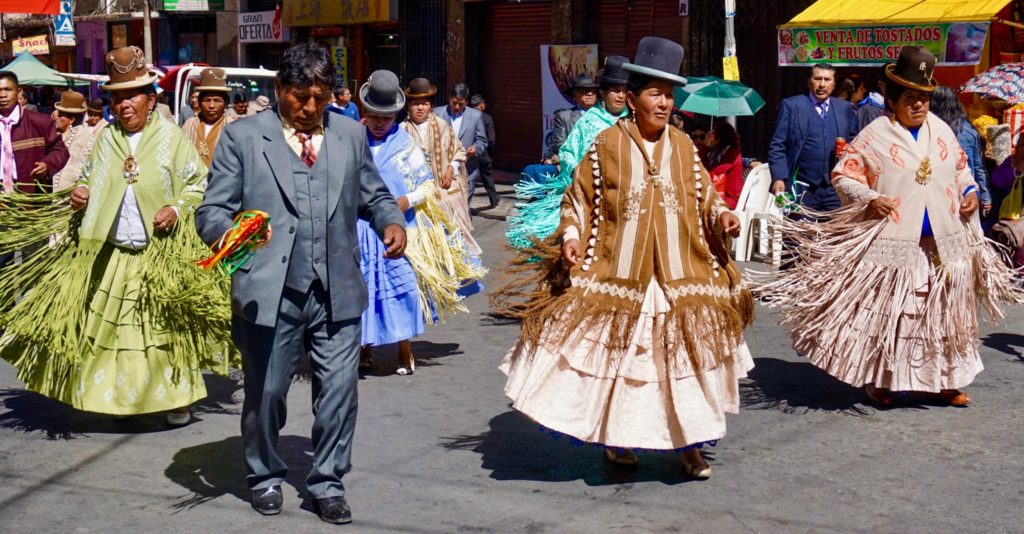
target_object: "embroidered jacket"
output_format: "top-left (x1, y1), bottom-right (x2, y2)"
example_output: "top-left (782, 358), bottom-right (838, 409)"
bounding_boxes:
top-left (4, 106), bottom-right (69, 192)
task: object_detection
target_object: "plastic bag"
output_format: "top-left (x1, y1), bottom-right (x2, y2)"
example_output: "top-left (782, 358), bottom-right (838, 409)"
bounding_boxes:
top-left (999, 173), bottom-right (1023, 221)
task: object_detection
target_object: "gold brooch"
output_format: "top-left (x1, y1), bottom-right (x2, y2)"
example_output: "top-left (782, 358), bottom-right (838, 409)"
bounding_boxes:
top-left (915, 156), bottom-right (932, 185)
top-left (123, 155), bottom-right (139, 184)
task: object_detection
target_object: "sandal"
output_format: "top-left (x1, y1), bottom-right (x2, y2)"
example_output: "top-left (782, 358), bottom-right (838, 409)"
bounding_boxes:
top-left (864, 384), bottom-right (893, 406)
top-left (396, 354), bottom-right (415, 376)
top-left (680, 450), bottom-right (711, 480)
top-left (603, 448), bottom-right (639, 466)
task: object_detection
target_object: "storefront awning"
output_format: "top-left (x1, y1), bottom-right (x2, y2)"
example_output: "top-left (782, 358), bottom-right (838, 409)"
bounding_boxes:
top-left (778, 0), bottom-right (1014, 66)
top-left (783, 0), bottom-right (1013, 27)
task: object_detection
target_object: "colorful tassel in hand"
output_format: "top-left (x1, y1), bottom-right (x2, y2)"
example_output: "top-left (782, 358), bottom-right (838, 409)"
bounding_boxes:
top-left (196, 210), bottom-right (272, 275)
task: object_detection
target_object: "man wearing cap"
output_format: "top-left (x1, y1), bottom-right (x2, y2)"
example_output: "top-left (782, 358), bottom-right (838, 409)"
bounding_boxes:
top-left (542, 73), bottom-right (599, 163)
top-left (51, 90), bottom-right (93, 191)
top-left (227, 93), bottom-right (255, 119)
top-left (0, 71), bottom-right (69, 196)
top-left (251, 95), bottom-right (271, 113)
top-left (469, 94), bottom-right (499, 209)
top-left (197, 42), bottom-right (406, 525)
top-left (768, 63), bottom-right (859, 211)
top-left (182, 67), bottom-right (234, 169)
top-left (434, 83), bottom-right (490, 207)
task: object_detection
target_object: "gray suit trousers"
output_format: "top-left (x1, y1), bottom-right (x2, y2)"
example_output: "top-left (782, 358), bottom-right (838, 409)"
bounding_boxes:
top-left (232, 280), bottom-right (361, 498)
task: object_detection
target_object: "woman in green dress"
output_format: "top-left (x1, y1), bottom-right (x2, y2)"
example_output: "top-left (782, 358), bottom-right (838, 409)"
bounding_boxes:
top-left (0, 46), bottom-right (234, 426)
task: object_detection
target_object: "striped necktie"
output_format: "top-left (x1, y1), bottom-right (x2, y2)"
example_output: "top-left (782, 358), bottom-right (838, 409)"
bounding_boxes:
top-left (0, 115), bottom-right (15, 193)
top-left (296, 131), bottom-right (318, 168)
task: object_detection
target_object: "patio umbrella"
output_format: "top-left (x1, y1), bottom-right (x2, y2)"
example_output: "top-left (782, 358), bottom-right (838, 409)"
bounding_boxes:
top-left (961, 63), bottom-right (1024, 104)
top-left (0, 52), bottom-right (88, 87)
top-left (673, 76), bottom-right (765, 117)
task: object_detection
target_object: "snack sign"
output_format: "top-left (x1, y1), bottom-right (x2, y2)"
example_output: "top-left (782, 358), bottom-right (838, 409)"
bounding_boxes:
top-left (778, 22), bottom-right (989, 66)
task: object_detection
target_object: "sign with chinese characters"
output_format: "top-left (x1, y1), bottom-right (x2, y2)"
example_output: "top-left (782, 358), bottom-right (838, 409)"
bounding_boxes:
top-left (162, 0), bottom-right (225, 11)
top-left (332, 45), bottom-right (348, 88)
top-left (778, 22), bottom-right (989, 66)
top-left (284, 0), bottom-right (393, 27)
top-left (13, 34), bottom-right (51, 55)
top-left (238, 7), bottom-right (290, 43)
top-left (54, 0), bottom-right (75, 47)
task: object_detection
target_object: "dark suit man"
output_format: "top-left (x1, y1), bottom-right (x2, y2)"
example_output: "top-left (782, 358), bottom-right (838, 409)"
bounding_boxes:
top-left (469, 94), bottom-right (499, 208)
top-left (196, 44), bottom-right (406, 525)
top-left (434, 83), bottom-right (489, 205)
top-left (541, 73), bottom-right (599, 162)
top-left (769, 64), bottom-right (859, 211)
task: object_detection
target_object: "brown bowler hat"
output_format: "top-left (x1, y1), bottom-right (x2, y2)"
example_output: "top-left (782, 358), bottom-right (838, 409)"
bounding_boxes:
top-left (100, 46), bottom-right (159, 92)
top-left (885, 45), bottom-right (937, 93)
top-left (87, 97), bottom-right (105, 113)
top-left (404, 78), bottom-right (437, 98)
top-left (54, 90), bottom-right (88, 114)
top-left (194, 67), bottom-right (232, 93)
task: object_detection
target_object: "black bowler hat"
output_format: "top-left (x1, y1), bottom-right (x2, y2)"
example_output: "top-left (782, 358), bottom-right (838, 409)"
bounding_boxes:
top-left (885, 45), bottom-right (937, 93)
top-left (569, 73), bottom-right (599, 93)
top-left (599, 55), bottom-right (629, 86)
top-left (360, 69), bottom-right (406, 114)
top-left (623, 36), bottom-right (687, 87)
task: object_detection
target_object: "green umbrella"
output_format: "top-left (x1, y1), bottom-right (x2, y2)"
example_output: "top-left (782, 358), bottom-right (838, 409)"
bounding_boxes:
top-left (673, 76), bottom-right (765, 117)
top-left (0, 52), bottom-right (88, 87)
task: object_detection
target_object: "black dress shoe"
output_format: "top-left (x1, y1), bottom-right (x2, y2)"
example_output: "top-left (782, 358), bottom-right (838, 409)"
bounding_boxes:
top-left (251, 485), bottom-right (283, 515)
top-left (312, 496), bottom-right (352, 524)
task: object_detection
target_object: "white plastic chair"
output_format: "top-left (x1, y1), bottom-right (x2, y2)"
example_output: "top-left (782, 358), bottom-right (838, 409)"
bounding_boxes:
top-left (729, 163), bottom-right (771, 262)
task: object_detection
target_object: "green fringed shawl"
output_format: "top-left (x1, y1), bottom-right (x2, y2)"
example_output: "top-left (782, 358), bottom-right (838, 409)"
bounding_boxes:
top-left (506, 105), bottom-right (626, 249)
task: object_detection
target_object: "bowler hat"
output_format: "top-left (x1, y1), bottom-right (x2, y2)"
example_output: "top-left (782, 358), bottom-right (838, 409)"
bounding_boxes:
top-left (885, 45), bottom-right (937, 93)
top-left (404, 78), bottom-right (437, 99)
top-left (360, 70), bottom-right (406, 114)
top-left (194, 67), bottom-right (232, 93)
top-left (87, 97), bottom-right (105, 113)
top-left (569, 73), bottom-right (599, 93)
top-left (54, 90), bottom-right (87, 114)
top-left (100, 46), bottom-right (159, 92)
top-left (599, 55), bottom-right (629, 86)
top-left (623, 37), bottom-right (687, 87)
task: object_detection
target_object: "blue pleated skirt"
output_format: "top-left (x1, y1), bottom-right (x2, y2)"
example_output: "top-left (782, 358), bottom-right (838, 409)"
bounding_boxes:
top-left (358, 220), bottom-right (425, 346)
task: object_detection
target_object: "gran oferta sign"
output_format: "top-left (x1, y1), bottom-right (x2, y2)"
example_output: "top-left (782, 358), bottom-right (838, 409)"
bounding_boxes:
top-left (778, 22), bottom-right (989, 66)
top-left (238, 8), bottom-right (290, 43)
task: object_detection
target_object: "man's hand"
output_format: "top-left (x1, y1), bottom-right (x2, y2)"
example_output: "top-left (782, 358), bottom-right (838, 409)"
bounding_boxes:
top-left (70, 185), bottom-right (90, 210)
top-left (382, 224), bottom-right (407, 259)
top-left (720, 211), bottom-right (741, 238)
top-left (960, 191), bottom-right (979, 218)
top-left (562, 238), bottom-right (581, 267)
top-left (770, 180), bottom-right (787, 194)
top-left (396, 195), bottom-right (410, 211)
top-left (867, 196), bottom-right (898, 220)
top-left (982, 202), bottom-right (993, 217)
top-left (153, 206), bottom-right (178, 232)
top-left (441, 166), bottom-right (454, 189)
top-left (466, 146), bottom-right (477, 158)
top-left (30, 162), bottom-right (48, 178)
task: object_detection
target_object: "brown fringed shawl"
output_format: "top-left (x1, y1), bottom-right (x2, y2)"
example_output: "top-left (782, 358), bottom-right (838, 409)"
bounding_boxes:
top-left (495, 120), bottom-right (753, 378)
top-left (182, 115), bottom-right (232, 169)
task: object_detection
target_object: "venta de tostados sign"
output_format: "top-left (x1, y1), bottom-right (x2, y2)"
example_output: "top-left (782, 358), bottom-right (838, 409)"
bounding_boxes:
top-left (238, 7), bottom-right (290, 44)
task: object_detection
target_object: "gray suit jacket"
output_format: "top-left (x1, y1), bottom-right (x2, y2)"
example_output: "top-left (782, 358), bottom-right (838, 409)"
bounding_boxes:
top-left (196, 108), bottom-right (404, 327)
top-left (434, 105), bottom-right (489, 181)
top-left (543, 107), bottom-right (583, 160)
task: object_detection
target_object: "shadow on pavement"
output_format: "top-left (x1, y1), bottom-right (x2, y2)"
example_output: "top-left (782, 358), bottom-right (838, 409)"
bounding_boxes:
top-left (740, 357), bottom-right (872, 415)
top-left (981, 332), bottom-right (1024, 361)
top-left (442, 410), bottom-right (699, 487)
top-left (165, 434), bottom-right (314, 511)
top-left (0, 374), bottom-right (240, 440)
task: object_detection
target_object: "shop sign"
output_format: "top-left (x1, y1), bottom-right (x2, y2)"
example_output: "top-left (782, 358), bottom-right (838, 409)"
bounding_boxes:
top-left (162, 0), bottom-right (225, 11)
top-left (284, 0), bottom-right (392, 27)
top-left (539, 44), bottom-right (598, 153)
top-left (13, 34), bottom-right (51, 56)
top-left (54, 0), bottom-right (75, 47)
top-left (779, 22), bottom-right (989, 67)
top-left (238, 8), bottom-right (290, 43)
top-left (332, 45), bottom-right (348, 88)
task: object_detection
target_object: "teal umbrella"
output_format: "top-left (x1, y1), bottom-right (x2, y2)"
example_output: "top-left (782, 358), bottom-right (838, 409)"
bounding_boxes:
top-left (0, 52), bottom-right (88, 87)
top-left (673, 76), bottom-right (765, 117)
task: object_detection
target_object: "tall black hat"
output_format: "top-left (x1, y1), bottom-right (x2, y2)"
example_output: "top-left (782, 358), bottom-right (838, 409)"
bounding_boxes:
top-left (599, 56), bottom-right (629, 86)
top-left (623, 37), bottom-right (687, 87)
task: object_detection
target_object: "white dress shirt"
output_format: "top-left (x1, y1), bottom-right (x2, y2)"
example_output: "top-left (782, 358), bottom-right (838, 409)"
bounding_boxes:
top-left (108, 132), bottom-right (149, 249)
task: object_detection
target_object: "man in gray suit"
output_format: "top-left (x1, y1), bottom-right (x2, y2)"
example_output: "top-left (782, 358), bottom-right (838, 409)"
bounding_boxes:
top-left (195, 43), bottom-right (406, 525)
top-left (433, 83), bottom-right (489, 205)
top-left (541, 73), bottom-right (598, 163)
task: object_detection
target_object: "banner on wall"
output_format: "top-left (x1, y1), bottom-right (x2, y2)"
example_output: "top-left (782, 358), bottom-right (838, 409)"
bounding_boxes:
top-left (778, 22), bottom-right (989, 66)
top-left (540, 44), bottom-right (599, 154)
top-left (238, 7), bottom-right (290, 43)
top-left (13, 34), bottom-right (51, 56)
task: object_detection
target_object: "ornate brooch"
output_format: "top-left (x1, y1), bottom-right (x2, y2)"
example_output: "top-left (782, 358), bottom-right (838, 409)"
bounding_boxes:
top-left (123, 155), bottom-right (140, 184)
top-left (915, 156), bottom-right (932, 185)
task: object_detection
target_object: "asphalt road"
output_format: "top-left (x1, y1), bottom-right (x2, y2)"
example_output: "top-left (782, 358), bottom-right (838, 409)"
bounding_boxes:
top-left (1, 215), bottom-right (1023, 533)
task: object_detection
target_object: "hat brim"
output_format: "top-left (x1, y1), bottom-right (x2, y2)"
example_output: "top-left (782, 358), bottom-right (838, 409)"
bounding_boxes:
top-left (359, 84), bottom-right (407, 114)
top-left (600, 75), bottom-right (629, 86)
top-left (884, 64), bottom-right (937, 93)
top-left (404, 86), bottom-right (437, 99)
top-left (622, 63), bottom-right (687, 87)
top-left (194, 86), bottom-right (232, 93)
top-left (86, 107), bottom-right (103, 113)
top-left (101, 73), bottom-right (160, 92)
top-left (54, 104), bottom-right (87, 114)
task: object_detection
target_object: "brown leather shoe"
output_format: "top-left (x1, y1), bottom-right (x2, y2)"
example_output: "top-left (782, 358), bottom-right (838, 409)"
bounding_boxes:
top-left (934, 389), bottom-right (971, 407)
top-left (864, 384), bottom-right (893, 406)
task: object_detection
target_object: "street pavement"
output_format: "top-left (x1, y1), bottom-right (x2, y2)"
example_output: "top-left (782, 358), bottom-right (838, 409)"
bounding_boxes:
top-left (1, 214), bottom-right (1023, 533)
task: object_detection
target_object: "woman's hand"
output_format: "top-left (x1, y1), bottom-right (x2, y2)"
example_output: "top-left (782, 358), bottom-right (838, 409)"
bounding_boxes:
top-left (396, 195), bottom-right (410, 211)
top-left (562, 238), bottom-right (581, 267)
top-left (153, 206), bottom-right (178, 232)
top-left (70, 186), bottom-right (90, 210)
top-left (440, 166), bottom-right (455, 189)
top-left (960, 191), bottom-right (979, 218)
top-left (867, 196), bottom-right (898, 220)
top-left (720, 211), bottom-right (741, 238)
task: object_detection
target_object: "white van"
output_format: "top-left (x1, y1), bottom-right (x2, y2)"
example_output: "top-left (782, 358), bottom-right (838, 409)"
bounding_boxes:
top-left (171, 65), bottom-right (277, 122)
